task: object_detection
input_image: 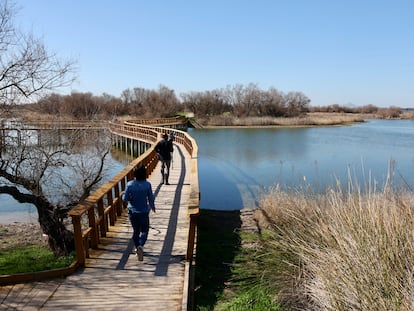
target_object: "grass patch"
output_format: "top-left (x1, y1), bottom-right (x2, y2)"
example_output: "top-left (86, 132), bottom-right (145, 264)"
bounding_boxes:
top-left (194, 209), bottom-right (284, 311)
top-left (194, 210), bottom-right (242, 310)
top-left (214, 229), bottom-right (285, 311)
top-left (219, 285), bottom-right (281, 311)
top-left (0, 245), bottom-right (75, 275)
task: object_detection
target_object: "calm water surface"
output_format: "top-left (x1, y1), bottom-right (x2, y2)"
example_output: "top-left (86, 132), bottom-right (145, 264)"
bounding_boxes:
top-left (1, 119), bottom-right (413, 221)
top-left (0, 152), bottom-right (128, 223)
top-left (189, 119), bottom-right (414, 210)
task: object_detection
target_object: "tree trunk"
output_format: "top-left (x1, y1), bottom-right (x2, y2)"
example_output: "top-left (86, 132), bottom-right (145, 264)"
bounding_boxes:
top-left (0, 186), bottom-right (74, 256)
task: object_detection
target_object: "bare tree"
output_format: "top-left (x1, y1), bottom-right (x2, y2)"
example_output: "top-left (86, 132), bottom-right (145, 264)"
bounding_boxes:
top-left (181, 91), bottom-right (203, 116)
top-left (283, 91), bottom-right (310, 117)
top-left (121, 88), bottom-right (134, 106)
top-left (157, 85), bottom-right (180, 117)
top-left (0, 128), bottom-right (111, 255)
top-left (258, 87), bottom-right (284, 117)
top-left (60, 92), bottom-right (102, 119)
top-left (121, 85), bottom-right (182, 118)
top-left (0, 0), bottom-right (75, 113)
top-left (0, 137), bottom-right (74, 255)
top-left (0, 0), bottom-right (86, 256)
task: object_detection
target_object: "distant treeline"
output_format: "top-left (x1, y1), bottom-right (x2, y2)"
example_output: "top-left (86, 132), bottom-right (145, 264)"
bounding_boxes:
top-left (20, 83), bottom-right (406, 120)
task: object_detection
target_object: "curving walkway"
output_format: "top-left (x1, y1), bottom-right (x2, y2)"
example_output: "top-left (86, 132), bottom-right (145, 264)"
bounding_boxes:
top-left (0, 144), bottom-right (192, 310)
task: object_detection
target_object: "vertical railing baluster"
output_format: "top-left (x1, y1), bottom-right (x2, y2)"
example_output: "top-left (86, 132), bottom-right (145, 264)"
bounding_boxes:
top-left (108, 190), bottom-right (115, 226)
top-left (97, 199), bottom-right (106, 237)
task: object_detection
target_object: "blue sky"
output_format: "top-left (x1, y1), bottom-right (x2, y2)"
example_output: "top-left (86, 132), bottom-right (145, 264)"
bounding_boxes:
top-left (15, 0), bottom-right (414, 107)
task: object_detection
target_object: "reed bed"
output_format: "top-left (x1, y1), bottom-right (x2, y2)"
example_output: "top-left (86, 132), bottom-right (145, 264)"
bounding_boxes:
top-left (201, 113), bottom-right (365, 127)
top-left (257, 182), bottom-right (414, 310)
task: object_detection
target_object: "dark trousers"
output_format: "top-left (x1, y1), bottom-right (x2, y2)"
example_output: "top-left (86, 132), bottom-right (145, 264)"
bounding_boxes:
top-left (128, 212), bottom-right (149, 248)
top-left (161, 159), bottom-right (171, 183)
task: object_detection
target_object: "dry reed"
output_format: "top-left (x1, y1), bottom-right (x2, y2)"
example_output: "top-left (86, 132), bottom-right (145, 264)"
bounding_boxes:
top-left (258, 181), bottom-right (414, 310)
top-left (202, 113), bottom-right (365, 127)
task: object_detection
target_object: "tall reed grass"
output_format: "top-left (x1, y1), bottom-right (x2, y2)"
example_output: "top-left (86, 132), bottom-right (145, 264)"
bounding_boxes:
top-left (201, 113), bottom-right (365, 127)
top-left (258, 179), bottom-right (414, 310)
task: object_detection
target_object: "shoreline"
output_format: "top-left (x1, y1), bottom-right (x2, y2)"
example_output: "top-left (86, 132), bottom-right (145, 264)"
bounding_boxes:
top-left (198, 122), bottom-right (362, 129)
top-left (0, 222), bottom-right (47, 251)
top-left (194, 112), bottom-right (369, 128)
top-left (0, 210), bottom-right (39, 225)
top-left (193, 111), bottom-right (414, 129)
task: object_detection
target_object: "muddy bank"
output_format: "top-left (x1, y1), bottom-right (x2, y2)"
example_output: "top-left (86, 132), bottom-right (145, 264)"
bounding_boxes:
top-left (0, 222), bottom-right (48, 251)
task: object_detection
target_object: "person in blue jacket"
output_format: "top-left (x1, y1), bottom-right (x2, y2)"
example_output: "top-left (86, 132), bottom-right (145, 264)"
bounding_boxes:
top-left (122, 165), bottom-right (155, 261)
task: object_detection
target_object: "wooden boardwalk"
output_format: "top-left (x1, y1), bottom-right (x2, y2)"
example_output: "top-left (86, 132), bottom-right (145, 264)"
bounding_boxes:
top-left (0, 144), bottom-right (192, 310)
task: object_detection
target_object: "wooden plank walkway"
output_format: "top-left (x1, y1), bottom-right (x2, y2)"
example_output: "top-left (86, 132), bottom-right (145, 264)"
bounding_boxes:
top-left (0, 144), bottom-right (192, 311)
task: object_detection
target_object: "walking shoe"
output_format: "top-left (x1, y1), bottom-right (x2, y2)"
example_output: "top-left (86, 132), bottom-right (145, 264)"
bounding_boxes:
top-left (136, 246), bottom-right (144, 261)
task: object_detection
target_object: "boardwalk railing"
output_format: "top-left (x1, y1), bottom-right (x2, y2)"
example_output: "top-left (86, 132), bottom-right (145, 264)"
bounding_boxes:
top-left (124, 116), bottom-right (188, 126)
top-left (2, 116), bottom-right (187, 130)
top-left (6, 119), bottom-right (108, 130)
top-left (68, 118), bottom-right (199, 267)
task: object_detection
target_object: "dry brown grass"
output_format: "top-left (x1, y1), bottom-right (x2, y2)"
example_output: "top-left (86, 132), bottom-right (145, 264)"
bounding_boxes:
top-left (200, 112), bottom-right (366, 127)
top-left (257, 182), bottom-right (414, 310)
top-left (400, 111), bottom-right (414, 119)
top-left (0, 223), bottom-right (48, 251)
top-left (15, 108), bottom-right (74, 122)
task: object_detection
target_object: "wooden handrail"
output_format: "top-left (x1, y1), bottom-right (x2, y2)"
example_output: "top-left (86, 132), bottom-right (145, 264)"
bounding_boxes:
top-left (6, 120), bottom-right (108, 129)
top-left (3, 116), bottom-right (187, 130)
top-left (125, 116), bottom-right (188, 126)
top-left (68, 119), bottom-right (199, 266)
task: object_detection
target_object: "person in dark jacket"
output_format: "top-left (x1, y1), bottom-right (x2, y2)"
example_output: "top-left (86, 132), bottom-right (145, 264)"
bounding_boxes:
top-left (155, 133), bottom-right (173, 184)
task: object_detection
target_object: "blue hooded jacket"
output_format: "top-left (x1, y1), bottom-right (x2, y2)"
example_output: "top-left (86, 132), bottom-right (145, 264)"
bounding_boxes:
top-left (122, 179), bottom-right (155, 213)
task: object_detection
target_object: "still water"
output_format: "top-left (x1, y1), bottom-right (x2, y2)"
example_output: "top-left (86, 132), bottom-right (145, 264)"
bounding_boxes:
top-left (0, 150), bottom-right (129, 224)
top-left (189, 119), bottom-right (414, 210)
top-left (1, 119), bottom-right (413, 221)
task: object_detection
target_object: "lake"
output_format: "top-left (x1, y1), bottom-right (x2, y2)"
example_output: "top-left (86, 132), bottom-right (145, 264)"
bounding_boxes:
top-left (1, 119), bottom-right (413, 222)
top-left (189, 119), bottom-right (414, 210)
top-left (0, 150), bottom-right (129, 224)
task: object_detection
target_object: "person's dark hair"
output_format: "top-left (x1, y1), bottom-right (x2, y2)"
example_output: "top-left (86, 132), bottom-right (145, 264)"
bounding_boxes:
top-left (134, 165), bottom-right (146, 180)
top-left (162, 133), bottom-right (168, 140)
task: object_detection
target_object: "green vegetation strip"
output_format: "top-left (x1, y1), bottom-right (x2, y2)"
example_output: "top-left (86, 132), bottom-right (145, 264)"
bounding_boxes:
top-left (194, 209), bottom-right (283, 311)
top-left (0, 245), bottom-right (75, 275)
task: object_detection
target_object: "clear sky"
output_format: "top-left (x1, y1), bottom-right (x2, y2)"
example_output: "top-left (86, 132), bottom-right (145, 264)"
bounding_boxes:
top-left (15, 0), bottom-right (414, 108)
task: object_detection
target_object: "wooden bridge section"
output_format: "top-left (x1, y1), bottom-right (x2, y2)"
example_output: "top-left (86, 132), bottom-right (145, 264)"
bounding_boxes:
top-left (0, 117), bottom-right (200, 311)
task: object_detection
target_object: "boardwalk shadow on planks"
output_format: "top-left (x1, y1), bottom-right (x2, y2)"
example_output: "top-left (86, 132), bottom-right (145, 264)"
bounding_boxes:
top-left (194, 209), bottom-right (242, 309)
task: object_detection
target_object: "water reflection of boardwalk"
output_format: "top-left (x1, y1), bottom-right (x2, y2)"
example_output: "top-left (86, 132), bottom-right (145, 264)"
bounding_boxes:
top-left (0, 144), bottom-right (192, 310)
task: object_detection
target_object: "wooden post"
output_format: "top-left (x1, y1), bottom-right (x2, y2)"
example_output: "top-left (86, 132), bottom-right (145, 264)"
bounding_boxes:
top-left (71, 215), bottom-right (86, 266)
top-left (87, 207), bottom-right (99, 247)
top-left (186, 212), bottom-right (199, 262)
